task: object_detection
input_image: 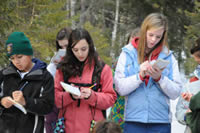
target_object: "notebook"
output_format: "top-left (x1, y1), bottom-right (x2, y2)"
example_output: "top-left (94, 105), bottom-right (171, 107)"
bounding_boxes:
top-left (151, 59), bottom-right (169, 70)
top-left (7, 97), bottom-right (27, 114)
top-left (60, 82), bottom-right (81, 96)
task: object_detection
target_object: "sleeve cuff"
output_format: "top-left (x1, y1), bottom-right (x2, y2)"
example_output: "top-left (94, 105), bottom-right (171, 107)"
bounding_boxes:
top-left (69, 93), bottom-right (76, 101)
top-left (154, 76), bottom-right (161, 82)
top-left (84, 91), bottom-right (97, 106)
top-left (139, 74), bottom-right (145, 81)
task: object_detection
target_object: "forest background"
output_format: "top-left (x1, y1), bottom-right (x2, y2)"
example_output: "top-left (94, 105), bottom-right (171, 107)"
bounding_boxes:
top-left (0, 0), bottom-right (200, 77)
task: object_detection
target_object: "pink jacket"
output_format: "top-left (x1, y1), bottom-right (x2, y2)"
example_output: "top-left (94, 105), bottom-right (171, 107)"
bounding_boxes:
top-left (55, 63), bottom-right (117, 133)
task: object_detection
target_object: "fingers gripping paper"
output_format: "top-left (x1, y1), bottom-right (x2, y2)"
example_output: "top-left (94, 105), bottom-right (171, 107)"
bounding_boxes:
top-left (60, 82), bottom-right (81, 96)
top-left (150, 59), bottom-right (169, 70)
top-left (51, 49), bottom-right (66, 63)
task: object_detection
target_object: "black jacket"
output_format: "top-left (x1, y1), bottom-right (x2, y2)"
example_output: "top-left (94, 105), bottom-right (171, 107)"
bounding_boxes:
top-left (0, 58), bottom-right (54, 133)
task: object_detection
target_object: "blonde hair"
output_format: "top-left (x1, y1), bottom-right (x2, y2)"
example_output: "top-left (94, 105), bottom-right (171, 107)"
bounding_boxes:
top-left (138, 13), bottom-right (169, 64)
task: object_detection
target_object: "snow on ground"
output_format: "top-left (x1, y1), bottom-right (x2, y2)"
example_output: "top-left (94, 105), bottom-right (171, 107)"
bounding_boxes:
top-left (171, 99), bottom-right (185, 133)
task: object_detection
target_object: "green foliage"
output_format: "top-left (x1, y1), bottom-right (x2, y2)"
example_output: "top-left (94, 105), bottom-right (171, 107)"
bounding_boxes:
top-left (184, 0), bottom-right (200, 75)
top-left (84, 22), bottom-right (112, 66)
top-left (0, 0), bottom-right (17, 67)
top-left (0, 0), bottom-right (197, 74)
top-left (184, 57), bottom-right (197, 76)
top-left (15, 0), bottom-right (71, 63)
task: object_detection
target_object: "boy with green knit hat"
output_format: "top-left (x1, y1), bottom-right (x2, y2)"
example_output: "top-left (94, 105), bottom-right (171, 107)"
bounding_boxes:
top-left (0, 31), bottom-right (54, 133)
top-left (6, 31), bottom-right (33, 57)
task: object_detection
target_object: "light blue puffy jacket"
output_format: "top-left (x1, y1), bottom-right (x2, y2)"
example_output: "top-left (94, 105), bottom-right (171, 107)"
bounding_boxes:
top-left (114, 43), bottom-right (182, 123)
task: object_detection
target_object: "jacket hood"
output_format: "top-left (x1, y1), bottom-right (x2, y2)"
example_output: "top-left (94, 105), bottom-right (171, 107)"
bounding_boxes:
top-left (131, 37), bottom-right (139, 49)
top-left (31, 58), bottom-right (47, 71)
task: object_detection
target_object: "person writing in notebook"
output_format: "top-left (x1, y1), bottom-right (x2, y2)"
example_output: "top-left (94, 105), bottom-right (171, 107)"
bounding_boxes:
top-left (45, 27), bottom-right (72, 133)
top-left (176, 37), bottom-right (200, 133)
top-left (0, 32), bottom-right (54, 133)
top-left (54, 28), bottom-right (117, 133)
top-left (114, 13), bottom-right (182, 133)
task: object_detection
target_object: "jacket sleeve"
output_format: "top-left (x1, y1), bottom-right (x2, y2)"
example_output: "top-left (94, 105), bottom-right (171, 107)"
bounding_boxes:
top-left (158, 55), bottom-right (182, 100)
top-left (114, 51), bottom-right (143, 96)
top-left (47, 63), bottom-right (57, 78)
top-left (54, 69), bottom-right (75, 109)
top-left (24, 71), bottom-right (54, 115)
top-left (175, 86), bottom-right (189, 125)
top-left (0, 70), bottom-right (4, 108)
top-left (189, 91), bottom-right (200, 111)
top-left (84, 64), bottom-right (117, 110)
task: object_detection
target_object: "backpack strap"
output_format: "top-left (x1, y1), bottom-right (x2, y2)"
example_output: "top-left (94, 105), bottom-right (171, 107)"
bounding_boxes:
top-left (91, 62), bottom-right (107, 118)
top-left (91, 62), bottom-right (105, 92)
top-left (63, 62), bottom-right (107, 118)
top-left (65, 62), bottom-right (106, 92)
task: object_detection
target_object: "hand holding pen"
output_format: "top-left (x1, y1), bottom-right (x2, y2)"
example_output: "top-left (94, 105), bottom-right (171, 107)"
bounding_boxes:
top-left (12, 81), bottom-right (28, 106)
top-left (80, 83), bottom-right (97, 99)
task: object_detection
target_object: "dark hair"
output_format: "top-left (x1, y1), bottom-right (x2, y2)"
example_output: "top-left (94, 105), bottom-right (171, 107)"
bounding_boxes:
top-left (56, 27), bottom-right (72, 51)
top-left (59, 28), bottom-right (103, 79)
top-left (191, 37), bottom-right (200, 56)
top-left (93, 120), bottom-right (122, 133)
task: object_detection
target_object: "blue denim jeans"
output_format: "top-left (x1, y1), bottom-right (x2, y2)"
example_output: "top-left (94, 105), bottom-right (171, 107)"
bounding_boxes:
top-left (124, 121), bottom-right (171, 133)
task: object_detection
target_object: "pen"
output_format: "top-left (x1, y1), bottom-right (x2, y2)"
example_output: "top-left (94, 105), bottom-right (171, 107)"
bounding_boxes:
top-left (20, 81), bottom-right (28, 91)
top-left (88, 83), bottom-right (97, 89)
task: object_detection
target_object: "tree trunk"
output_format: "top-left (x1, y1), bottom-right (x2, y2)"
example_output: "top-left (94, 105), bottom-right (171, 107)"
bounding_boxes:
top-left (70, 0), bottom-right (76, 29)
top-left (110, 0), bottom-right (119, 60)
top-left (79, 0), bottom-right (86, 28)
top-left (29, 0), bottom-right (36, 27)
top-left (66, 0), bottom-right (70, 18)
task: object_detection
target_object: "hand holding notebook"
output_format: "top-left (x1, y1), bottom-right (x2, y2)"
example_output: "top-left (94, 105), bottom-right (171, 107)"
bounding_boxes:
top-left (60, 82), bottom-right (81, 96)
top-left (51, 49), bottom-right (66, 63)
top-left (7, 97), bottom-right (27, 114)
top-left (150, 59), bottom-right (169, 70)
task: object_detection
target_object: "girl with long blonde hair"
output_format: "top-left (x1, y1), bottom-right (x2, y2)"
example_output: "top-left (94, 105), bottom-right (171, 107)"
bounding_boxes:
top-left (114, 13), bottom-right (182, 133)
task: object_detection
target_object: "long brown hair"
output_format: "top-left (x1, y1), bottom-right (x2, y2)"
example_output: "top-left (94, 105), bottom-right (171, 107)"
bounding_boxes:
top-left (56, 27), bottom-right (72, 51)
top-left (59, 28), bottom-right (103, 80)
top-left (138, 13), bottom-right (169, 64)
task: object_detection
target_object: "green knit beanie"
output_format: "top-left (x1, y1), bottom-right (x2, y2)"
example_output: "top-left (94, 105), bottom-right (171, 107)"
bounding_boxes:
top-left (6, 32), bottom-right (33, 57)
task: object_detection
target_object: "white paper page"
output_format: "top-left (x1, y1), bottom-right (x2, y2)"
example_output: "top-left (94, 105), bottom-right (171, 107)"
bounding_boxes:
top-left (60, 82), bottom-right (81, 96)
top-left (7, 97), bottom-right (27, 114)
top-left (152, 59), bottom-right (169, 69)
top-left (51, 49), bottom-right (66, 63)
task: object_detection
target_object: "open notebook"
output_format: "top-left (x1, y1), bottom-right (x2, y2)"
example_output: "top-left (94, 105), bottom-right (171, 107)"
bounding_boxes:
top-left (60, 82), bottom-right (81, 96)
top-left (51, 49), bottom-right (66, 63)
top-left (150, 59), bottom-right (169, 70)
